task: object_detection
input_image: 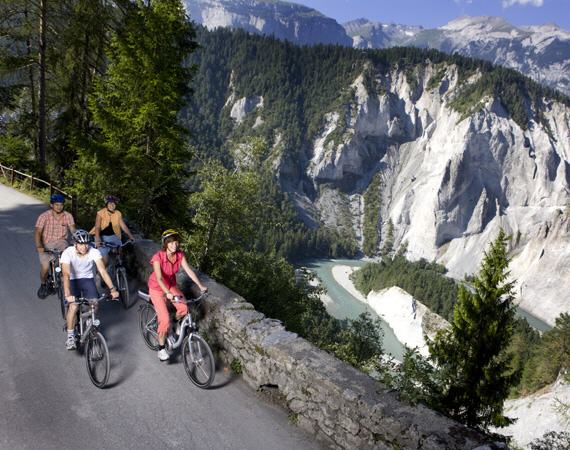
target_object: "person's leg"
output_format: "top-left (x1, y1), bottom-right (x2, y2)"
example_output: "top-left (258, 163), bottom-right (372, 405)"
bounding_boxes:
top-left (101, 235), bottom-right (121, 267)
top-left (98, 243), bottom-right (110, 266)
top-left (149, 289), bottom-right (170, 346)
top-left (169, 286), bottom-right (188, 320)
top-left (65, 279), bottom-right (81, 349)
top-left (39, 252), bottom-right (50, 283)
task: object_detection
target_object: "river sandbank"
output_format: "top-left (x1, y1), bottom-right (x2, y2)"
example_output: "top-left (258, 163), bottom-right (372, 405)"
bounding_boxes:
top-left (330, 265), bottom-right (449, 357)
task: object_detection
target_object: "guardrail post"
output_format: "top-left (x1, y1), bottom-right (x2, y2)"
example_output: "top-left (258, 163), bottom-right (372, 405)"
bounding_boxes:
top-left (49, 183), bottom-right (53, 196)
top-left (10, 167), bottom-right (15, 185)
top-left (30, 175), bottom-right (34, 190)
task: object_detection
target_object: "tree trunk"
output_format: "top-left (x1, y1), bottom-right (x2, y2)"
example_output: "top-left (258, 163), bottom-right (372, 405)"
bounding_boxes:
top-left (24, 3), bottom-right (38, 160)
top-left (38, 0), bottom-right (47, 170)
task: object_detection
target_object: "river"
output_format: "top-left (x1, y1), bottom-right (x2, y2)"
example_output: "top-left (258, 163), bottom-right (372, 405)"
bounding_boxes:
top-left (303, 259), bottom-right (552, 361)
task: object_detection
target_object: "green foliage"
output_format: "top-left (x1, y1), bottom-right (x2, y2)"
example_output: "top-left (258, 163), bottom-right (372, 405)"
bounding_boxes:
top-left (353, 255), bottom-right (457, 321)
top-left (69, 0), bottom-right (197, 234)
top-left (426, 66), bottom-right (447, 91)
top-left (381, 219), bottom-right (395, 258)
top-left (362, 173), bottom-right (381, 256)
top-left (518, 313), bottom-right (570, 395)
top-left (529, 431), bottom-right (570, 450)
top-left (230, 358), bottom-right (243, 375)
top-left (388, 348), bottom-right (443, 408)
top-left (185, 156), bottom-right (265, 274)
top-left (427, 229), bottom-right (519, 429)
top-left (507, 317), bottom-right (541, 397)
top-left (328, 312), bottom-right (384, 372)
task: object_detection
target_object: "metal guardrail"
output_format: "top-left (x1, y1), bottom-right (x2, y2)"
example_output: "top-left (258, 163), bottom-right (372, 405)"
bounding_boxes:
top-left (0, 162), bottom-right (77, 217)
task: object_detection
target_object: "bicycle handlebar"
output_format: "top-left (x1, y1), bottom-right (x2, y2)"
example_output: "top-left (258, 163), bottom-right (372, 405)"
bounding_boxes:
top-left (172, 291), bottom-right (208, 305)
top-left (72, 293), bottom-right (111, 305)
top-left (100, 239), bottom-right (134, 249)
top-left (43, 249), bottom-right (63, 256)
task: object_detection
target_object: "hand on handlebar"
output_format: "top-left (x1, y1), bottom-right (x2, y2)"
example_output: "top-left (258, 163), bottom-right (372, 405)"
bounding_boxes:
top-left (66, 295), bottom-right (76, 304)
top-left (110, 289), bottom-right (120, 300)
top-left (165, 291), bottom-right (175, 301)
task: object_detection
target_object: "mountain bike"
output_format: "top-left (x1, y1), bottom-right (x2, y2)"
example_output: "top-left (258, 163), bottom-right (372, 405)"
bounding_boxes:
top-left (44, 249), bottom-right (66, 319)
top-left (101, 239), bottom-right (133, 309)
top-left (138, 290), bottom-right (215, 388)
top-left (68, 294), bottom-right (112, 388)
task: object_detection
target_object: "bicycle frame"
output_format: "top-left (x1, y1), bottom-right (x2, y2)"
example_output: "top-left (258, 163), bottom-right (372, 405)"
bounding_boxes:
top-left (74, 296), bottom-right (106, 344)
top-left (138, 291), bottom-right (205, 351)
top-left (167, 313), bottom-right (196, 350)
top-left (46, 250), bottom-right (62, 288)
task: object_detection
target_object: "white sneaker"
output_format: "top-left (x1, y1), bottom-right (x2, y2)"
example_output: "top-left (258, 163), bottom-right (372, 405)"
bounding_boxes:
top-left (157, 348), bottom-right (169, 361)
top-left (66, 335), bottom-right (77, 350)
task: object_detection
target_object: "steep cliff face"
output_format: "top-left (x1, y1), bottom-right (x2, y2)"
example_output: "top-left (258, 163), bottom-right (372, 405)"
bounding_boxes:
top-left (223, 57), bottom-right (570, 325)
top-left (184, 0), bottom-right (352, 46)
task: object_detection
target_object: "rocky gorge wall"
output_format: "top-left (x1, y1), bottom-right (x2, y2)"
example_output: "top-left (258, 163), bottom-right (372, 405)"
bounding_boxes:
top-left (270, 62), bottom-right (570, 326)
top-left (131, 239), bottom-right (505, 449)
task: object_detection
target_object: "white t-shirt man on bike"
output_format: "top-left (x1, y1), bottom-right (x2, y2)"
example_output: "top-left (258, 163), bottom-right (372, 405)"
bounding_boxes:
top-left (60, 229), bottom-right (119, 350)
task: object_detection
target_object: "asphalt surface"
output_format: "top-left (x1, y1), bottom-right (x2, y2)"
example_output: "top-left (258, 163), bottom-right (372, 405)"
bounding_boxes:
top-left (0, 183), bottom-right (319, 450)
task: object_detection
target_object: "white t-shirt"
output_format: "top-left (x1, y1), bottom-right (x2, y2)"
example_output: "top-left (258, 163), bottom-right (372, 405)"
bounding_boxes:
top-left (60, 246), bottom-right (102, 279)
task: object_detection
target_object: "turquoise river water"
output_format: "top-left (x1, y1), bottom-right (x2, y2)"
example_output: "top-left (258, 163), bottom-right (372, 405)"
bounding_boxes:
top-left (303, 259), bottom-right (552, 361)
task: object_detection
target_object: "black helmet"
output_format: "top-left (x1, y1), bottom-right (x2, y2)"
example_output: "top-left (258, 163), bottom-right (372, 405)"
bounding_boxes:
top-left (105, 195), bottom-right (119, 205)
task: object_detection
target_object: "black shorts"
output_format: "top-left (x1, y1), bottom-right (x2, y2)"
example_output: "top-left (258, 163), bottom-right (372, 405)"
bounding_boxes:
top-left (70, 278), bottom-right (99, 300)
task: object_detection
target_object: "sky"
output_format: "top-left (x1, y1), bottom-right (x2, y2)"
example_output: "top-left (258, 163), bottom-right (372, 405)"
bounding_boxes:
top-left (290, 0), bottom-right (570, 31)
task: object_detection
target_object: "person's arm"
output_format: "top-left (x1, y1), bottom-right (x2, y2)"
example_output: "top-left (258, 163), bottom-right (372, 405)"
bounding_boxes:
top-left (119, 217), bottom-right (135, 241)
top-left (94, 258), bottom-right (119, 299)
top-left (181, 256), bottom-right (207, 292)
top-left (94, 213), bottom-right (102, 247)
top-left (152, 260), bottom-right (175, 300)
top-left (68, 214), bottom-right (76, 235)
top-left (62, 262), bottom-right (75, 303)
top-left (34, 227), bottom-right (45, 252)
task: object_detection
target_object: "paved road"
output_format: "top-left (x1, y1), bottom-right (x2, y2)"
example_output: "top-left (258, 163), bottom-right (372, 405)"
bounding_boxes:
top-left (0, 183), bottom-right (319, 450)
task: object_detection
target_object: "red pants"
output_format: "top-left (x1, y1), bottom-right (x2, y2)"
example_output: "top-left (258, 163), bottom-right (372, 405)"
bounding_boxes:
top-left (149, 287), bottom-right (188, 335)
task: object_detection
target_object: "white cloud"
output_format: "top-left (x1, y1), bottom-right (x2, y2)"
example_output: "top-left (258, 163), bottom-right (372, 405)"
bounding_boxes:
top-left (502, 0), bottom-right (544, 7)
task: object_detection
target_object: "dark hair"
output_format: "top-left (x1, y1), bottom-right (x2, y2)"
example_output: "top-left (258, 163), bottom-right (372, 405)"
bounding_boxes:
top-left (161, 234), bottom-right (179, 251)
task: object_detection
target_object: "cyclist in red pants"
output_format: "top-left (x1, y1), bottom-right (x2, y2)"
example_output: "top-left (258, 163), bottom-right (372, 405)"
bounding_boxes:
top-left (148, 229), bottom-right (207, 361)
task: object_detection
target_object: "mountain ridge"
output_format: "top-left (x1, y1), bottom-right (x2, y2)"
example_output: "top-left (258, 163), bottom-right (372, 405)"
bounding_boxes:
top-left (184, 0), bottom-right (570, 97)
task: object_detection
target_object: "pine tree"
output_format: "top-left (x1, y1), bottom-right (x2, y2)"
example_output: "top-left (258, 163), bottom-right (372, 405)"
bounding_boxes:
top-left (428, 228), bottom-right (520, 429)
top-left (381, 219), bottom-right (394, 258)
top-left (70, 0), bottom-right (197, 232)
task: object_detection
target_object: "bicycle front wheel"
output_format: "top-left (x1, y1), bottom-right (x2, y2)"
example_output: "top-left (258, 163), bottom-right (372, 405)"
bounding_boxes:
top-left (85, 331), bottom-right (110, 388)
top-left (182, 334), bottom-right (215, 388)
top-left (139, 304), bottom-right (160, 350)
top-left (116, 268), bottom-right (130, 309)
top-left (58, 279), bottom-right (66, 319)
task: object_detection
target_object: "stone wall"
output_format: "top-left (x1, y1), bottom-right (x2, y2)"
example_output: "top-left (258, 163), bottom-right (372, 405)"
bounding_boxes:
top-left (131, 240), bottom-right (505, 450)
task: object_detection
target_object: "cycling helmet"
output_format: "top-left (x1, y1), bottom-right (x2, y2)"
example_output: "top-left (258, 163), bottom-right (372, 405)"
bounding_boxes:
top-left (73, 229), bottom-right (91, 244)
top-left (50, 193), bottom-right (65, 204)
top-left (161, 229), bottom-right (179, 244)
top-left (105, 195), bottom-right (119, 205)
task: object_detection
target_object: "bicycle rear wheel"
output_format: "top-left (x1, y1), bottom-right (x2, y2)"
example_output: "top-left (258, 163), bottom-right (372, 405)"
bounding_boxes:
top-left (139, 304), bottom-right (160, 350)
top-left (85, 331), bottom-right (110, 388)
top-left (182, 334), bottom-right (215, 388)
top-left (116, 268), bottom-right (130, 309)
